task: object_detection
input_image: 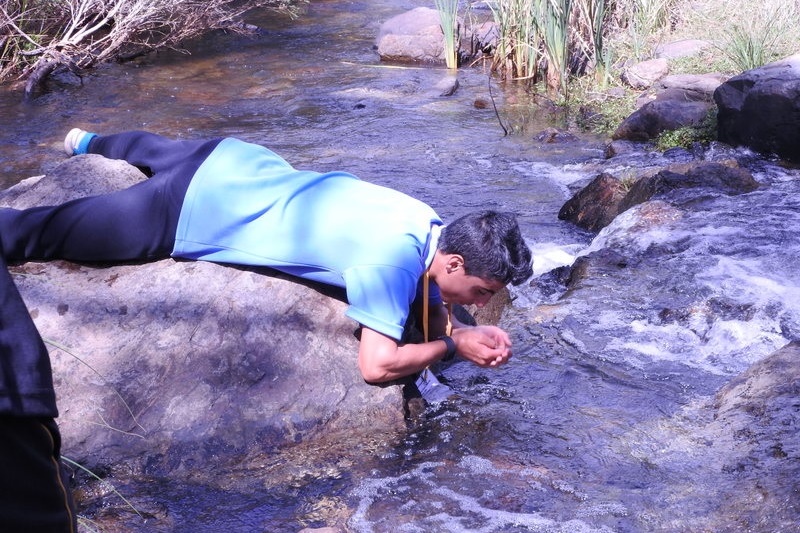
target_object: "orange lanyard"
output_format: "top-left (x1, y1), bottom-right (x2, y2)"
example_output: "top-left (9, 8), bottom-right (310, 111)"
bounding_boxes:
top-left (422, 270), bottom-right (452, 343)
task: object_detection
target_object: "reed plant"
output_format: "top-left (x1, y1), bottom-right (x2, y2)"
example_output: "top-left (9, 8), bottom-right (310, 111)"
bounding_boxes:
top-left (487, 0), bottom-right (541, 81)
top-left (535, 0), bottom-right (572, 98)
top-left (434, 0), bottom-right (460, 69)
top-left (487, 0), bottom-right (607, 95)
top-left (584, 0), bottom-right (609, 86)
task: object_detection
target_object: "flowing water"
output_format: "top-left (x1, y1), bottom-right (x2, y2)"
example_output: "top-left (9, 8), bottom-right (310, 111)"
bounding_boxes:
top-left (1, 0), bottom-right (798, 531)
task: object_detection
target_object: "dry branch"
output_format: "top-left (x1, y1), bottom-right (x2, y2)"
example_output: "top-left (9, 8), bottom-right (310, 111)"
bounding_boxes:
top-left (0, 0), bottom-right (301, 99)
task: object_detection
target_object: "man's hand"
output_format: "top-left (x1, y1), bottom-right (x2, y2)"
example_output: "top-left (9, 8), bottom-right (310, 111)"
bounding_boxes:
top-left (451, 325), bottom-right (512, 367)
top-left (357, 324), bottom-right (513, 384)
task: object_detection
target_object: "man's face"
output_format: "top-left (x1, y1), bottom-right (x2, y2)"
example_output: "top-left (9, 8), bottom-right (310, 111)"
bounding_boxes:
top-left (438, 270), bottom-right (505, 307)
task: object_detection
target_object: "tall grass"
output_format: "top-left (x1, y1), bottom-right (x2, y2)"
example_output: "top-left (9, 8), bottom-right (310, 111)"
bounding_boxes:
top-left (487, 0), bottom-right (541, 81)
top-left (536, 0), bottom-right (572, 97)
top-left (487, 0), bottom-right (593, 96)
top-left (434, 0), bottom-right (460, 69)
top-left (699, 0), bottom-right (800, 71)
top-left (624, 0), bottom-right (675, 60)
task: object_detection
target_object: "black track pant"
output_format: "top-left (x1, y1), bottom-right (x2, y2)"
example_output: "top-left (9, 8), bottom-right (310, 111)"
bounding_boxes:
top-left (0, 131), bottom-right (221, 263)
top-left (0, 417), bottom-right (77, 532)
top-left (1, 253), bottom-right (76, 532)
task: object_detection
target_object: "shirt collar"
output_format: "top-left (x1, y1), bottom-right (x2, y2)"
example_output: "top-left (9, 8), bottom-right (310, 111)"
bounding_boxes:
top-left (424, 223), bottom-right (443, 270)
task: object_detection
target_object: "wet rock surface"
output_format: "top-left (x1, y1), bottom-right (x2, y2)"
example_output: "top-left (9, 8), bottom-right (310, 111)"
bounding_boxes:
top-left (559, 161), bottom-right (759, 232)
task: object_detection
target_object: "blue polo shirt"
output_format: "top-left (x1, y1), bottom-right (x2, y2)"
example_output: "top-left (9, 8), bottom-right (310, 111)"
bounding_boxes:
top-left (172, 138), bottom-right (443, 340)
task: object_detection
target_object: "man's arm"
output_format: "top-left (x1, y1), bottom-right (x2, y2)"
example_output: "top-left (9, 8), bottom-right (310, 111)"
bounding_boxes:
top-left (357, 314), bottom-right (514, 383)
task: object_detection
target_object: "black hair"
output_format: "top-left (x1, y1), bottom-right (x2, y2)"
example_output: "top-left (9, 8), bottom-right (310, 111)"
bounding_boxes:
top-left (438, 211), bottom-right (533, 285)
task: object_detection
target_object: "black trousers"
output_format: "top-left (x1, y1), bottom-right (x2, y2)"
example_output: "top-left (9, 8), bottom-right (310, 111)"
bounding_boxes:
top-left (0, 131), bottom-right (221, 263)
top-left (1, 252), bottom-right (76, 531)
top-left (0, 417), bottom-right (77, 532)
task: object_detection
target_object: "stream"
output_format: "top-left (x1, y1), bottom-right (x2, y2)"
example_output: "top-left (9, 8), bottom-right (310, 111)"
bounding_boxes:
top-left (1, 0), bottom-right (798, 531)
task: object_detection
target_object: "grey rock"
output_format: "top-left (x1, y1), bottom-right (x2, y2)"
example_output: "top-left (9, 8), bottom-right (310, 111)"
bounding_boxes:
top-left (2, 154), bottom-right (406, 472)
top-left (654, 39), bottom-right (712, 60)
top-left (376, 7), bottom-right (449, 64)
top-left (657, 72), bottom-right (729, 98)
top-left (621, 58), bottom-right (669, 90)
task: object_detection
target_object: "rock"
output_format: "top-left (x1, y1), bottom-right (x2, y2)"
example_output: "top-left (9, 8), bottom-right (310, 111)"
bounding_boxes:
top-left (619, 162), bottom-right (759, 212)
top-left (557, 173), bottom-right (626, 232)
top-left (613, 88), bottom-right (714, 142)
top-left (1, 155), bottom-right (146, 202)
top-left (536, 127), bottom-right (579, 144)
top-left (657, 73), bottom-right (729, 98)
top-left (376, 7), bottom-right (489, 66)
top-left (621, 58), bottom-right (669, 90)
top-left (714, 53), bottom-right (800, 162)
top-left (604, 139), bottom-right (642, 158)
top-left (559, 162), bottom-right (759, 232)
top-left (654, 39), bottom-right (712, 60)
top-left (2, 155), bottom-right (406, 473)
top-left (702, 341), bottom-right (800, 527)
top-left (434, 74), bottom-right (459, 97)
top-left (713, 341), bottom-right (800, 441)
top-left (376, 7), bottom-right (451, 64)
top-left (563, 248), bottom-right (629, 294)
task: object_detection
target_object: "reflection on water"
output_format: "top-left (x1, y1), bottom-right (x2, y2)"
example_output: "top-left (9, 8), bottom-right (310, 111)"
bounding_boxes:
top-left (2, 0), bottom-right (799, 531)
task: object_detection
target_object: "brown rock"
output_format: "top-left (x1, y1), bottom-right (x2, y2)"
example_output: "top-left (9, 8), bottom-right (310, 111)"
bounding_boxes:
top-left (558, 173), bottom-right (626, 232)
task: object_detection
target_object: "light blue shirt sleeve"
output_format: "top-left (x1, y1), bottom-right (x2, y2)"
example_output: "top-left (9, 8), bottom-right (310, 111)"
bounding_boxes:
top-left (344, 265), bottom-right (419, 340)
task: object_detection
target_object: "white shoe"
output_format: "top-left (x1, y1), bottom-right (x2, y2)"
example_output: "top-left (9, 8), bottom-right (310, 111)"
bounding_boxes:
top-left (63, 128), bottom-right (93, 155)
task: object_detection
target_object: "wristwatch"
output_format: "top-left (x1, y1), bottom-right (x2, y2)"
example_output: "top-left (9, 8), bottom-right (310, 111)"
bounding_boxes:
top-left (437, 335), bottom-right (457, 361)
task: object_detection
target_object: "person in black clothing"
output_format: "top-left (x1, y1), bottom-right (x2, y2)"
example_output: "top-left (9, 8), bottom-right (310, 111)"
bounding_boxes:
top-left (0, 254), bottom-right (77, 532)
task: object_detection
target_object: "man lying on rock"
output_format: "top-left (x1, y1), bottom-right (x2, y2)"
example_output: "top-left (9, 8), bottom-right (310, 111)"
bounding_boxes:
top-left (0, 129), bottom-right (533, 386)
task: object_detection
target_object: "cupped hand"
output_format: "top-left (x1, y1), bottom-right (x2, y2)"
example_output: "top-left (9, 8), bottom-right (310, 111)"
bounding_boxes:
top-left (452, 325), bottom-right (513, 368)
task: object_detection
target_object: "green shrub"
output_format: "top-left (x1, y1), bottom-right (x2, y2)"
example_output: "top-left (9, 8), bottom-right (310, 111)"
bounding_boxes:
top-left (655, 108), bottom-right (717, 150)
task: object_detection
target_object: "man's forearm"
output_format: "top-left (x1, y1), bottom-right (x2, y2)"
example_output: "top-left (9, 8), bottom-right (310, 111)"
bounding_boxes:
top-left (358, 327), bottom-right (454, 383)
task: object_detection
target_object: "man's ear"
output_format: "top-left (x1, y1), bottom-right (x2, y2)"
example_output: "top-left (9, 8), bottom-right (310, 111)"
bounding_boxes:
top-left (446, 254), bottom-right (465, 273)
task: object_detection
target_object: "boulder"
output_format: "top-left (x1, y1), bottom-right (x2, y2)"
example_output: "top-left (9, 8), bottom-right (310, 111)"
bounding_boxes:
top-left (2, 155), bottom-right (406, 474)
top-left (536, 127), bottom-right (580, 144)
top-left (657, 73), bottom-right (729, 98)
top-left (621, 58), bottom-right (669, 90)
top-left (714, 54), bottom-right (800, 162)
top-left (619, 162), bottom-right (759, 212)
top-left (613, 88), bottom-right (714, 142)
top-left (603, 139), bottom-right (642, 158)
top-left (714, 341), bottom-right (800, 421)
top-left (557, 173), bottom-right (626, 232)
top-left (376, 7), bottom-right (451, 64)
top-left (654, 39), bottom-right (712, 60)
top-left (559, 162), bottom-right (759, 232)
top-left (702, 341), bottom-right (800, 528)
top-left (375, 7), bottom-right (488, 66)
